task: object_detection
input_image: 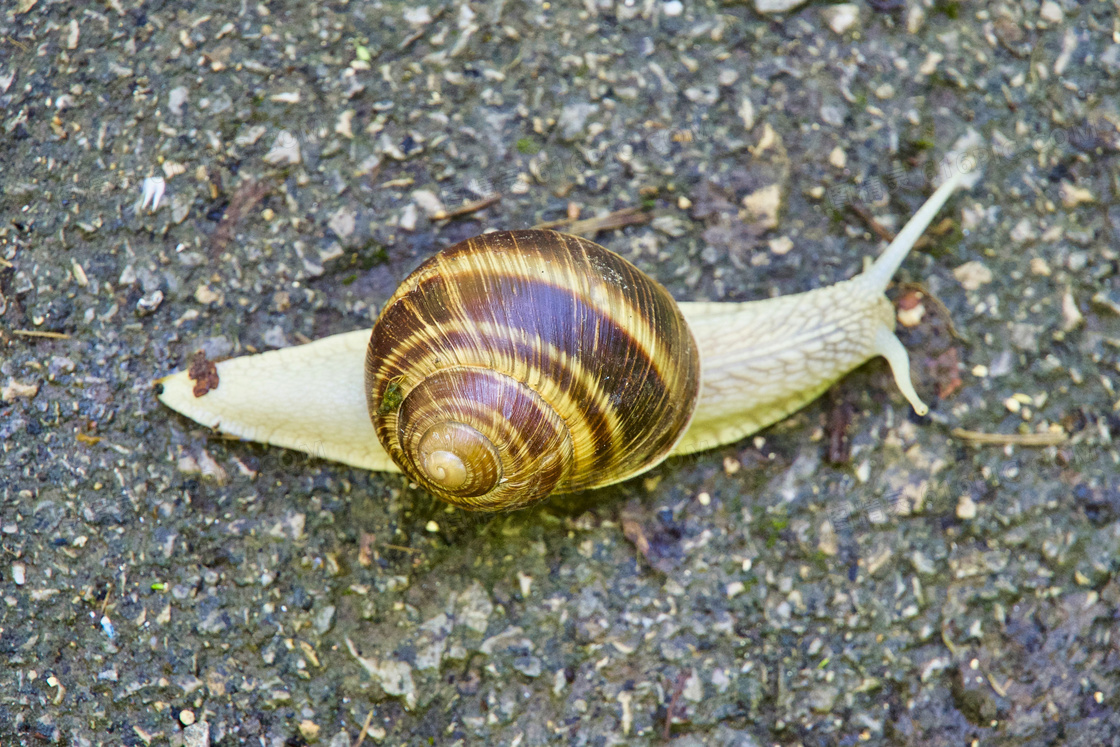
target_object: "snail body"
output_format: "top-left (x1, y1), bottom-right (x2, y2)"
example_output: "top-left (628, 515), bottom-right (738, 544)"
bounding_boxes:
top-left (158, 169), bottom-right (973, 510)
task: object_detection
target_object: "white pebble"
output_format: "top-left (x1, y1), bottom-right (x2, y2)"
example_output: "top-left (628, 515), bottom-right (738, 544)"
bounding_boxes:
top-left (822, 3), bottom-right (860, 35)
top-left (754, 0), bottom-right (808, 13)
top-left (953, 261), bottom-right (993, 291)
top-left (1040, 1), bottom-right (1063, 23)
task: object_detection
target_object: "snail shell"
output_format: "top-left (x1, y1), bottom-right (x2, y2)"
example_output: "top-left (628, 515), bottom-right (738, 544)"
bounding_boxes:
top-left (366, 230), bottom-right (700, 510)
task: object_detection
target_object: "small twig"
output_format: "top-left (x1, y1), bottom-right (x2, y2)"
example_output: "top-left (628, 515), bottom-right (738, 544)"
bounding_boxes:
top-left (987, 672), bottom-right (1010, 698)
top-left (951, 428), bottom-right (1068, 447)
top-left (536, 206), bottom-right (650, 239)
top-left (0, 256), bottom-right (13, 268)
top-left (663, 670), bottom-right (690, 740)
top-left (532, 218), bottom-right (570, 230)
top-left (382, 543), bottom-right (421, 554)
top-left (99, 582), bottom-right (113, 615)
top-left (352, 710), bottom-right (375, 747)
top-left (940, 622), bottom-right (958, 657)
top-left (13, 329), bottom-right (71, 339)
top-left (432, 194), bottom-right (501, 221)
top-left (847, 203), bottom-right (895, 242)
top-left (847, 202), bottom-right (933, 251)
top-left (826, 387), bottom-right (852, 464)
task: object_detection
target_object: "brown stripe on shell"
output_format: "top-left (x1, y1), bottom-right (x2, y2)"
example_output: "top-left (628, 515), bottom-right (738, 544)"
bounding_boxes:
top-left (372, 322), bottom-right (618, 478)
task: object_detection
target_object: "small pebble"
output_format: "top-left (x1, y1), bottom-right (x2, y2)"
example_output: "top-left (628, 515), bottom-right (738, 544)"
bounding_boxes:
top-left (194, 284), bottom-right (223, 305)
top-left (335, 109), bottom-right (355, 139)
top-left (168, 86), bottom-right (189, 117)
top-left (738, 97), bottom-right (755, 130)
top-left (875, 83), bottom-right (895, 100)
top-left (768, 236), bottom-right (793, 255)
top-left (264, 131), bottom-right (301, 165)
top-left (71, 260), bottom-right (89, 287)
top-left (1, 380), bottom-right (39, 402)
top-left (425, 521), bottom-right (440, 533)
top-left (897, 302), bottom-right (925, 328)
top-left (1059, 181), bottom-right (1094, 208)
top-left (135, 290), bottom-right (164, 316)
top-left (12, 563), bottom-right (25, 585)
top-left (399, 203), bottom-right (419, 232)
top-left (818, 521), bottom-right (838, 556)
top-left (956, 495), bottom-right (977, 520)
top-left (1061, 290), bottom-right (1083, 332)
top-left (411, 189), bottom-right (445, 218)
top-left (953, 261), bottom-right (993, 291)
top-left (754, 0), bottom-right (809, 14)
top-left (1091, 290), bottom-right (1120, 315)
top-left (741, 184), bottom-right (781, 229)
top-left (822, 3), bottom-right (860, 34)
top-left (179, 709), bottom-right (196, 726)
top-left (919, 52), bottom-right (943, 76)
top-left (1039, 1), bottom-right (1063, 23)
top-left (907, 4), bottom-right (925, 33)
top-left (403, 7), bottom-right (432, 25)
top-left (298, 720), bottom-right (320, 741)
top-left (1010, 219), bottom-right (1037, 243)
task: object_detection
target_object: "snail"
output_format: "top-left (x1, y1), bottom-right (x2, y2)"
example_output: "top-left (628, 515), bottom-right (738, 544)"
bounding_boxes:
top-left (157, 168), bottom-right (975, 511)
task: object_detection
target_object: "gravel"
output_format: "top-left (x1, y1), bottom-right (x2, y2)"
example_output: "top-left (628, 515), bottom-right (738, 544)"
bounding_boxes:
top-left (2, 0), bottom-right (1119, 744)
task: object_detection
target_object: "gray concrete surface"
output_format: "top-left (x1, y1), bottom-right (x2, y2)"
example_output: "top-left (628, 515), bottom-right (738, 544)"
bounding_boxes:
top-left (2, 0), bottom-right (1119, 744)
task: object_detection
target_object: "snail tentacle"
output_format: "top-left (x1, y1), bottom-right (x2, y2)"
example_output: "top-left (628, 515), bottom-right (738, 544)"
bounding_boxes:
top-left (860, 166), bottom-right (972, 294)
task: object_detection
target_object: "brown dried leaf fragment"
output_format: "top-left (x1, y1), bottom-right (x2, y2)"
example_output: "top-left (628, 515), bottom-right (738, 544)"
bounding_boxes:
top-left (621, 517), bottom-right (652, 561)
top-left (210, 178), bottom-right (271, 255)
top-left (76, 432), bottom-right (102, 446)
top-left (188, 353), bottom-right (220, 397)
top-left (931, 347), bottom-right (963, 400)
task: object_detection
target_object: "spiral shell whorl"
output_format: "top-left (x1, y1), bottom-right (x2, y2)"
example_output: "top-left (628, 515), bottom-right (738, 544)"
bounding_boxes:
top-left (414, 422), bottom-right (500, 495)
top-left (394, 367), bottom-right (573, 510)
top-left (366, 230), bottom-right (700, 510)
